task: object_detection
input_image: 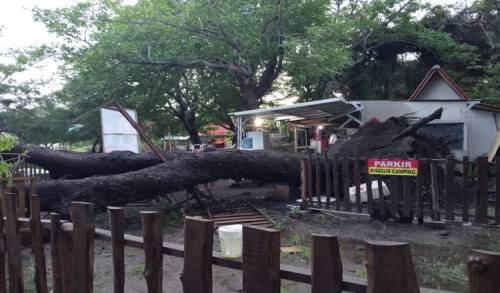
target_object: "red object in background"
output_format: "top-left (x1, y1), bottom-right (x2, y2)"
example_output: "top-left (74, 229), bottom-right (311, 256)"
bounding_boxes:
top-left (321, 139), bottom-right (327, 149)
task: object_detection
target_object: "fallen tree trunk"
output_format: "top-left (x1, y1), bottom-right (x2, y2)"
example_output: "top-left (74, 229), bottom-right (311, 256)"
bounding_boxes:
top-left (13, 144), bottom-right (170, 179)
top-left (35, 150), bottom-right (302, 215)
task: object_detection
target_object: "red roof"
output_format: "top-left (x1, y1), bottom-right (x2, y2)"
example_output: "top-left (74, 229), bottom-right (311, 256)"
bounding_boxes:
top-left (408, 65), bottom-right (470, 101)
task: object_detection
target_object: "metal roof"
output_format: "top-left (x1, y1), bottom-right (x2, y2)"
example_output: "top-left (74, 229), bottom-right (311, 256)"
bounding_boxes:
top-left (230, 98), bottom-right (360, 124)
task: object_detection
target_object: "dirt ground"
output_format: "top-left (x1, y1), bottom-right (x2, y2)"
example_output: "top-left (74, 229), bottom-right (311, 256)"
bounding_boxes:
top-left (21, 180), bottom-right (500, 292)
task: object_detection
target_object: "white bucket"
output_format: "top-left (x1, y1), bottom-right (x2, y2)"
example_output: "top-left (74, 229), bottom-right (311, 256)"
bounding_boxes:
top-left (217, 224), bottom-right (243, 258)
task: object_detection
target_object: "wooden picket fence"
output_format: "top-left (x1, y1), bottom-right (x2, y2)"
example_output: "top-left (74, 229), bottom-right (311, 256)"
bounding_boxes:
top-left (2, 192), bottom-right (500, 292)
top-left (301, 154), bottom-right (499, 224)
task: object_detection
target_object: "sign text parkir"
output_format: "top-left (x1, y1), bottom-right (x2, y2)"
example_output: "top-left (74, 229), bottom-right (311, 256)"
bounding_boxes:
top-left (368, 159), bottom-right (419, 176)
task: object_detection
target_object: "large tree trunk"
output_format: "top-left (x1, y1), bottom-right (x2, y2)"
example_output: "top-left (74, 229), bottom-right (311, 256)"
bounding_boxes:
top-left (34, 150), bottom-right (302, 215)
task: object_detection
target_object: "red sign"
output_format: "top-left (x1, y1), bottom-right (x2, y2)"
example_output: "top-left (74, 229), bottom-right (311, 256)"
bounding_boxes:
top-left (368, 159), bottom-right (418, 176)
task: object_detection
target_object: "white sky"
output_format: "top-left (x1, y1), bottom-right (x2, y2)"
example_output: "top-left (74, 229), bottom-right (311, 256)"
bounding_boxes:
top-left (0, 0), bottom-right (466, 91)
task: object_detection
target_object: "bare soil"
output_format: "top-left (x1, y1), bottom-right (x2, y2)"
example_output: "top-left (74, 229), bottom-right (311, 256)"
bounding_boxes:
top-left (22, 180), bottom-right (500, 292)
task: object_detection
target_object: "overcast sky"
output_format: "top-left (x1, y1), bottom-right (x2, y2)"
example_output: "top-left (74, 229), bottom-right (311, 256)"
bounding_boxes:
top-left (0, 0), bottom-right (466, 85)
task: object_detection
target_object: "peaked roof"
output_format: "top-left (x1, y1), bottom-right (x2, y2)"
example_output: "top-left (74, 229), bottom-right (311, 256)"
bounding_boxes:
top-left (408, 65), bottom-right (470, 101)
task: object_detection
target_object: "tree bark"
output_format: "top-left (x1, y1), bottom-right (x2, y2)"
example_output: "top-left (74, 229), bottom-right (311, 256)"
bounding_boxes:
top-left (34, 150), bottom-right (302, 215)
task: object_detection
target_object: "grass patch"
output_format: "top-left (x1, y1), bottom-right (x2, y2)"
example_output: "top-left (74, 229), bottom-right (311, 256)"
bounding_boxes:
top-left (415, 255), bottom-right (468, 290)
top-left (131, 263), bottom-right (145, 276)
top-left (355, 266), bottom-right (367, 279)
top-left (282, 234), bottom-right (312, 262)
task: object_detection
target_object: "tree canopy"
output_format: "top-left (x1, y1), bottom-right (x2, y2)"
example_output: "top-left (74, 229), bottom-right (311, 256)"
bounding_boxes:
top-left (1, 0), bottom-right (499, 147)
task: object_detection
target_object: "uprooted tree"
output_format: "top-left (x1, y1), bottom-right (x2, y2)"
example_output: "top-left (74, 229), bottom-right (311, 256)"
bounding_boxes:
top-left (4, 108), bottom-right (449, 215)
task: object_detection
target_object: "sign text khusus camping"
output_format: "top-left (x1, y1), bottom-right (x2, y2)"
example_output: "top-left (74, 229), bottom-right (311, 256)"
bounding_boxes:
top-left (368, 159), bottom-right (419, 176)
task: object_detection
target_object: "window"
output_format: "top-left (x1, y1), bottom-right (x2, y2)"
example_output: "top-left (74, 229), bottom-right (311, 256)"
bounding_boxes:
top-left (420, 123), bottom-right (464, 150)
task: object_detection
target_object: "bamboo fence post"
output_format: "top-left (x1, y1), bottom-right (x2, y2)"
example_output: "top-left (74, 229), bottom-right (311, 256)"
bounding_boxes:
top-left (141, 211), bottom-right (163, 293)
top-left (445, 156), bottom-right (455, 221)
top-left (29, 195), bottom-right (48, 293)
top-left (242, 226), bottom-right (280, 293)
top-left (311, 234), bottom-right (342, 293)
top-left (108, 207), bottom-right (125, 293)
top-left (181, 217), bottom-right (214, 293)
top-left (468, 249), bottom-right (500, 293)
top-left (70, 202), bottom-right (95, 293)
top-left (4, 193), bottom-right (24, 293)
top-left (50, 213), bottom-right (63, 293)
top-left (365, 240), bottom-right (419, 293)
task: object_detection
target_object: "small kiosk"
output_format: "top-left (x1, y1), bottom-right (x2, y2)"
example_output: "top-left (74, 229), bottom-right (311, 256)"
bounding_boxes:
top-left (230, 98), bottom-right (364, 153)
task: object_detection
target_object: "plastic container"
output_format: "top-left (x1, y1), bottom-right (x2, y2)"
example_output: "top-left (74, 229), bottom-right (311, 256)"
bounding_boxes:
top-left (217, 224), bottom-right (243, 258)
top-left (348, 180), bottom-right (390, 203)
top-left (242, 138), bottom-right (253, 149)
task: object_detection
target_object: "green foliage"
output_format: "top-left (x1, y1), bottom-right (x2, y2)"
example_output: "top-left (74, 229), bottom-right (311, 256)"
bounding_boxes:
top-left (355, 266), bottom-right (367, 279)
top-left (131, 262), bottom-right (145, 276)
top-left (154, 197), bottom-right (184, 227)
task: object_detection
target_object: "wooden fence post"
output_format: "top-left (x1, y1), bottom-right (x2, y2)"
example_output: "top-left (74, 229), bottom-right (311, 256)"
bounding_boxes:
top-left (316, 154), bottom-right (322, 209)
top-left (311, 234), bottom-right (342, 293)
top-left (141, 211), bottom-right (163, 293)
top-left (430, 162), bottom-right (441, 221)
top-left (300, 159), bottom-right (308, 210)
top-left (496, 157), bottom-right (500, 225)
top-left (376, 154), bottom-right (386, 218)
top-left (181, 217), bottom-right (214, 293)
top-left (324, 152), bottom-right (332, 209)
top-left (0, 189), bottom-right (6, 293)
top-left (50, 213), bottom-right (63, 293)
top-left (242, 226), bottom-right (280, 293)
top-left (4, 193), bottom-right (24, 293)
top-left (388, 154), bottom-right (398, 216)
top-left (476, 157), bottom-right (489, 224)
top-left (462, 156), bottom-right (470, 222)
top-left (468, 249), bottom-right (500, 292)
top-left (333, 153), bottom-right (341, 211)
top-left (108, 207), bottom-right (125, 293)
top-left (307, 153), bottom-right (313, 207)
top-left (29, 195), bottom-right (48, 293)
top-left (13, 172), bottom-right (26, 217)
top-left (70, 202), bottom-right (95, 293)
top-left (342, 156), bottom-right (351, 212)
top-left (414, 155), bottom-right (423, 224)
top-left (365, 240), bottom-right (419, 293)
top-left (354, 154), bottom-right (362, 213)
top-left (445, 156), bottom-right (455, 221)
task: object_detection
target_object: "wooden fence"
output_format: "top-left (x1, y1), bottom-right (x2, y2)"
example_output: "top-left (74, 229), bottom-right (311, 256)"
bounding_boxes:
top-left (17, 163), bottom-right (50, 181)
top-left (301, 154), bottom-right (499, 225)
top-left (1, 193), bottom-right (500, 292)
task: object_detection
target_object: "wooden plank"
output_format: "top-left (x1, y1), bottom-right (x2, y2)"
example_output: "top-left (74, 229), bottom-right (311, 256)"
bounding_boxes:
top-left (462, 156), bottom-right (470, 222)
top-left (333, 153), bottom-right (341, 211)
top-left (365, 240), bottom-right (419, 293)
top-left (476, 157), bottom-right (489, 224)
top-left (181, 217), bottom-right (214, 293)
top-left (496, 157), bottom-right (500, 225)
top-left (14, 171), bottom-right (26, 217)
top-left (108, 207), bottom-right (125, 293)
top-left (242, 226), bottom-right (280, 293)
top-left (388, 154), bottom-right (398, 216)
top-left (0, 187), bottom-right (6, 293)
top-left (430, 162), bottom-right (441, 221)
top-left (365, 164), bottom-right (374, 215)
top-left (141, 211), bottom-right (163, 293)
top-left (248, 204), bottom-right (276, 225)
top-left (4, 193), bottom-right (24, 293)
top-left (50, 213), bottom-right (63, 293)
top-left (324, 152), bottom-right (332, 209)
top-left (29, 195), bottom-right (48, 293)
top-left (354, 154), bottom-right (362, 213)
top-left (300, 159), bottom-right (308, 210)
top-left (402, 155), bottom-right (411, 219)
top-left (415, 155), bottom-right (423, 223)
top-left (70, 202), bottom-right (95, 293)
top-left (445, 156), bottom-right (455, 221)
top-left (307, 153), bottom-right (313, 207)
top-left (316, 154), bottom-right (322, 209)
top-left (311, 234), bottom-right (342, 293)
top-left (342, 156), bottom-right (351, 212)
